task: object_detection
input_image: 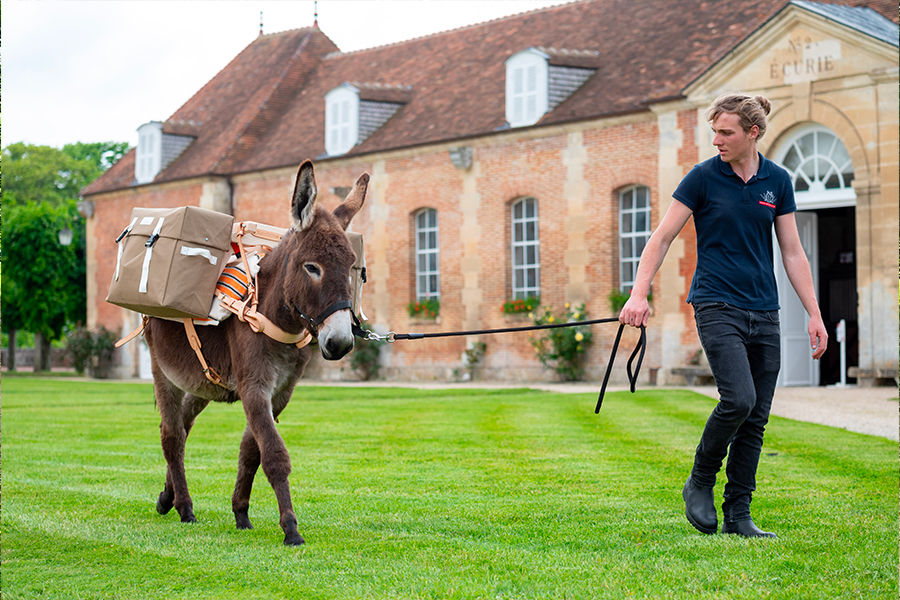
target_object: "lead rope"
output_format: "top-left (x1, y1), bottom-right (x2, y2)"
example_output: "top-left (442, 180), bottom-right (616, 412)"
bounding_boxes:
top-left (354, 315), bottom-right (646, 413)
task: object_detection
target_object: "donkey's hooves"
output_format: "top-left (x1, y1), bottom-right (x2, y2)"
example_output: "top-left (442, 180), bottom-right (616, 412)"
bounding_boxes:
top-left (156, 490), bottom-right (175, 515)
top-left (234, 509), bottom-right (253, 530)
top-left (283, 532), bottom-right (306, 546)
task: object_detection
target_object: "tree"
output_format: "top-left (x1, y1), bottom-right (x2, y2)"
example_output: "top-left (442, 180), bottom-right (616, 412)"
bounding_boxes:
top-left (1, 141), bottom-right (128, 370)
top-left (3, 201), bottom-right (84, 337)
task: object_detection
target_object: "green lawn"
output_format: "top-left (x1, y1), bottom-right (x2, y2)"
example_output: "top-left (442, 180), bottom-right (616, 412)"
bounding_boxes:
top-left (1, 378), bottom-right (896, 599)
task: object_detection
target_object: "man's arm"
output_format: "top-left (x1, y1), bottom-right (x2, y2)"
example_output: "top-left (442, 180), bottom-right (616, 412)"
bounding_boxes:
top-left (774, 213), bottom-right (828, 359)
top-left (619, 200), bottom-right (694, 328)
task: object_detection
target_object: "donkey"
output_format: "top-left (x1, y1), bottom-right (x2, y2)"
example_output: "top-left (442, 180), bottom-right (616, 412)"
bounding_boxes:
top-left (143, 160), bottom-right (367, 545)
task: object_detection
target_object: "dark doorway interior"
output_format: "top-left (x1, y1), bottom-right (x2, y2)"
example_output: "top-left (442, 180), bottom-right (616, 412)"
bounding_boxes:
top-left (815, 206), bottom-right (857, 385)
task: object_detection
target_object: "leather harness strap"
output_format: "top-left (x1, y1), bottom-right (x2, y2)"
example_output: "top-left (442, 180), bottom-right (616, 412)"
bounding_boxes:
top-left (115, 315), bottom-right (150, 348)
top-left (182, 318), bottom-right (228, 388)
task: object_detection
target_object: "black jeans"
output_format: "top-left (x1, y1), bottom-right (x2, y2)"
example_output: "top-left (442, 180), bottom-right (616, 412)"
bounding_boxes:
top-left (691, 302), bottom-right (781, 523)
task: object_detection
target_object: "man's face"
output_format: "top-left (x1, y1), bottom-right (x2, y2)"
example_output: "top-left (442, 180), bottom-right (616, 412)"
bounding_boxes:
top-left (711, 112), bottom-right (758, 164)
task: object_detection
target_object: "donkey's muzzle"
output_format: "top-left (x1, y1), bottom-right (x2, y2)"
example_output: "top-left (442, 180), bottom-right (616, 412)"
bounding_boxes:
top-left (318, 310), bottom-right (354, 360)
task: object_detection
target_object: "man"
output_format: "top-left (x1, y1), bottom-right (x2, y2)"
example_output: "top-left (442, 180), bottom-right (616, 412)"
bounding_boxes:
top-left (619, 93), bottom-right (827, 538)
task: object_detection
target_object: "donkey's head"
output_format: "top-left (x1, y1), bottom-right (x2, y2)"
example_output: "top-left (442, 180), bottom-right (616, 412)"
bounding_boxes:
top-left (283, 160), bottom-right (368, 360)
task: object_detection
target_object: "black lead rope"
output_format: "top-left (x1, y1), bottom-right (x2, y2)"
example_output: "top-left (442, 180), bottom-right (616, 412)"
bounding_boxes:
top-left (352, 314), bottom-right (646, 413)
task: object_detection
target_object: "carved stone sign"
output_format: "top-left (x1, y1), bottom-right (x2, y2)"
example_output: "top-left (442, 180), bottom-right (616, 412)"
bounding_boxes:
top-left (770, 34), bottom-right (841, 84)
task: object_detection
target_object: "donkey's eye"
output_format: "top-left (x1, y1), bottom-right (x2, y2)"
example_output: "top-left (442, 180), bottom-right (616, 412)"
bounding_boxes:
top-left (304, 263), bottom-right (322, 278)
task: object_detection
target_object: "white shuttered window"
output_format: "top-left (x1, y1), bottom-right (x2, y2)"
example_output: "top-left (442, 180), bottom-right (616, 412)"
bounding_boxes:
top-left (505, 49), bottom-right (549, 128)
top-left (324, 85), bottom-right (359, 156)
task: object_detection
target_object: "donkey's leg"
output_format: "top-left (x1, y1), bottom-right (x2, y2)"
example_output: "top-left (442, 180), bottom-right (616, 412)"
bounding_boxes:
top-left (231, 388), bottom-right (292, 531)
top-left (157, 394), bottom-right (211, 515)
top-left (240, 389), bottom-right (303, 545)
top-left (154, 377), bottom-right (197, 523)
top-left (232, 426), bottom-right (260, 530)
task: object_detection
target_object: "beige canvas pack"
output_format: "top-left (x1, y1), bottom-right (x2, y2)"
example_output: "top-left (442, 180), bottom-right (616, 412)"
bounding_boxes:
top-left (106, 206), bottom-right (235, 319)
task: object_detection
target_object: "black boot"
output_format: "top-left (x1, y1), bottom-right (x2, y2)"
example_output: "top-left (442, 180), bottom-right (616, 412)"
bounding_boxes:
top-left (722, 519), bottom-right (776, 538)
top-left (683, 475), bottom-right (717, 534)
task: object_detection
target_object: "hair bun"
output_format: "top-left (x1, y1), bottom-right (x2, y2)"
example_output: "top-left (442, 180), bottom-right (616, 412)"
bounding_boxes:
top-left (755, 95), bottom-right (772, 115)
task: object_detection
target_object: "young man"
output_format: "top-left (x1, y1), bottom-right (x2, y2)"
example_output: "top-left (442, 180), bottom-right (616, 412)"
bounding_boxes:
top-left (620, 93), bottom-right (827, 538)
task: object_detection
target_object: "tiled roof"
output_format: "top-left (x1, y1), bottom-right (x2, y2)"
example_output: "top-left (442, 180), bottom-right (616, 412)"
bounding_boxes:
top-left (793, 0), bottom-right (899, 45)
top-left (83, 0), bottom-right (899, 196)
top-left (83, 27), bottom-right (337, 195)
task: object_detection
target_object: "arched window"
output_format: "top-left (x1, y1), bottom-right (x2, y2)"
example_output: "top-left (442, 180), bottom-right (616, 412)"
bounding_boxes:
top-left (774, 125), bottom-right (856, 208)
top-left (511, 197), bottom-right (540, 299)
top-left (619, 185), bottom-right (651, 292)
top-left (415, 208), bottom-right (439, 300)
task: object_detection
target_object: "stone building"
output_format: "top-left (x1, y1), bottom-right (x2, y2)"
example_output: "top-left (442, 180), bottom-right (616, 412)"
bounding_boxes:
top-left (82, 0), bottom-right (898, 386)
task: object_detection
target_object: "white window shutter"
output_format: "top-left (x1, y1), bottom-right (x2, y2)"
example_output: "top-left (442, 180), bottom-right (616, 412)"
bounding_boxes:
top-left (324, 86), bottom-right (360, 156)
top-left (505, 49), bottom-right (549, 128)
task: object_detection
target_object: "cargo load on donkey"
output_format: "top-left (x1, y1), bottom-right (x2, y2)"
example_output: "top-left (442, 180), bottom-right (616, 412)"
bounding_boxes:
top-left (107, 203), bottom-right (368, 384)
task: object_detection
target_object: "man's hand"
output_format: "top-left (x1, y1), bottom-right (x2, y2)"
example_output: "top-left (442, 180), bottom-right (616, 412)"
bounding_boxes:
top-left (619, 295), bottom-right (650, 328)
top-left (809, 315), bottom-right (828, 360)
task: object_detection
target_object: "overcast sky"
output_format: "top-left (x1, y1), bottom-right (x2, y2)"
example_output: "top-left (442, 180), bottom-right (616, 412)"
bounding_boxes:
top-left (3, 0), bottom-right (565, 150)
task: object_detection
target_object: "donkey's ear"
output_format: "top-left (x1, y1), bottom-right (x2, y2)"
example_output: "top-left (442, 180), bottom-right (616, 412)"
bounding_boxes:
top-left (333, 172), bottom-right (369, 230)
top-left (290, 160), bottom-right (317, 231)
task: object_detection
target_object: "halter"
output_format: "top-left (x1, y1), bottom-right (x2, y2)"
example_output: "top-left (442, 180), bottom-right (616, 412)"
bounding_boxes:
top-left (293, 300), bottom-right (352, 338)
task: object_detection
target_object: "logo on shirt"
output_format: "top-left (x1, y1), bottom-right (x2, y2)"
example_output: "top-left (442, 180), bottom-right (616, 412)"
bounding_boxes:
top-left (759, 190), bottom-right (776, 209)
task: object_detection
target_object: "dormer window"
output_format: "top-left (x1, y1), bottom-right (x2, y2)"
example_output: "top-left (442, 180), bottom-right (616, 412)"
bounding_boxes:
top-left (505, 49), bottom-right (550, 128)
top-left (135, 120), bottom-right (198, 185)
top-left (325, 83), bottom-right (410, 157)
top-left (135, 122), bottom-right (163, 184)
top-left (325, 85), bottom-right (360, 156)
top-left (505, 47), bottom-right (599, 129)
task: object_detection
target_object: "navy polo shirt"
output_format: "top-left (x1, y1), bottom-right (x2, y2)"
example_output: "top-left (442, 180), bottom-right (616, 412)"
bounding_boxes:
top-left (673, 153), bottom-right (796, 311)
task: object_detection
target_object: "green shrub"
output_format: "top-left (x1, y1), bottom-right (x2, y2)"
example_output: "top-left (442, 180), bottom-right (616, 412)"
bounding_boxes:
top-left (65, 325), bottom-right (118, 378)
top-left (350, 323), bottom-right (387, 381)
top-left (530, 303), bottom-right (593, 381)
top-left (463, 341), bottom-right (487, 379)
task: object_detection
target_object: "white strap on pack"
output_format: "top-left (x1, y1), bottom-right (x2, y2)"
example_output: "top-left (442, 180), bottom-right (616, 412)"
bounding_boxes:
top-left (114, 217), bottom-right (138, 281)
top-left (139, 217), bottom-right (165, 294)
top-left (180, 246), bottom-right (218, 266)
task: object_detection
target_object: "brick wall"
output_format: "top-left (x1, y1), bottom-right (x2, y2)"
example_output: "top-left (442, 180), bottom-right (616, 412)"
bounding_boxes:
top-left (89, 116), bottom-right (679, 383)
top-left (227, 117), bottom-right (665, 382)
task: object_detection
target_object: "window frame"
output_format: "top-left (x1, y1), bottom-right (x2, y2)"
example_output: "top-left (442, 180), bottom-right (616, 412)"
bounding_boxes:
top-left (414, 208), bottom-right (440, 301)
top-left (135, 122), bottom-right (162, 184)
top-left (618, 185), bottom-right (651, 293)
top-left (772, 123), bottom-right (857, 209)
top-left (324, 85), bottom-right (360, 157)
top-left (505, 49), bottom-right (549, 128)
top-left (510, 197), bottom-right (540, 300)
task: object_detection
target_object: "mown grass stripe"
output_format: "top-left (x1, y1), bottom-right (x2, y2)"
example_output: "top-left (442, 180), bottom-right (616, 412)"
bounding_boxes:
top-left (2, 377), bottom-right (896, 599)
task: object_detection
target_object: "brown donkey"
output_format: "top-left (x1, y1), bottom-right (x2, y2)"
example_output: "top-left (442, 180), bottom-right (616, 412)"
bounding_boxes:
top-left (144, 160), bottom-right (367, 545)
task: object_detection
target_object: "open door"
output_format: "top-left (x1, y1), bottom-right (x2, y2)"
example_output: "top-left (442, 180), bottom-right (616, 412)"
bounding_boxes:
top-left (775, 211), bottom-right (819, 386)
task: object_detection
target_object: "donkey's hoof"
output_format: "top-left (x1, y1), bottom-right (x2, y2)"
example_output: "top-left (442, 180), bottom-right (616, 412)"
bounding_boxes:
top-left (234, 509), bottom-right (253, 530)
top-left (156, 490), bottom-right (175, 515)
top-left (177, 507), bottom-right (197, 523)
top-left (283, 532), bottom-right (305, 546)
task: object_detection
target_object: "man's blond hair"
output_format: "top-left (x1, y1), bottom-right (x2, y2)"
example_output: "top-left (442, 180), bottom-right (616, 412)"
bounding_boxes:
top-left (706, 93), bottom-right (772, 140)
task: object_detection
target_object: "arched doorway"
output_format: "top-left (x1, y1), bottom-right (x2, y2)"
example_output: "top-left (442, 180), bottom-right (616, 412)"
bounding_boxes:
top-left (772, 124), bottom-right (858, 386)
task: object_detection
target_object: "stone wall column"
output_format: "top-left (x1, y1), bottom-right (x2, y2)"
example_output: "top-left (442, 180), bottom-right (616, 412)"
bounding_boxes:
top-left (368, 160), bottom-right (391, 332)
top-left (563, 131), bottom-right (589, 304)
top-left (653, 106), bottom-right (689, 383)
top-left (459, 160), bottom-right (483, 334)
